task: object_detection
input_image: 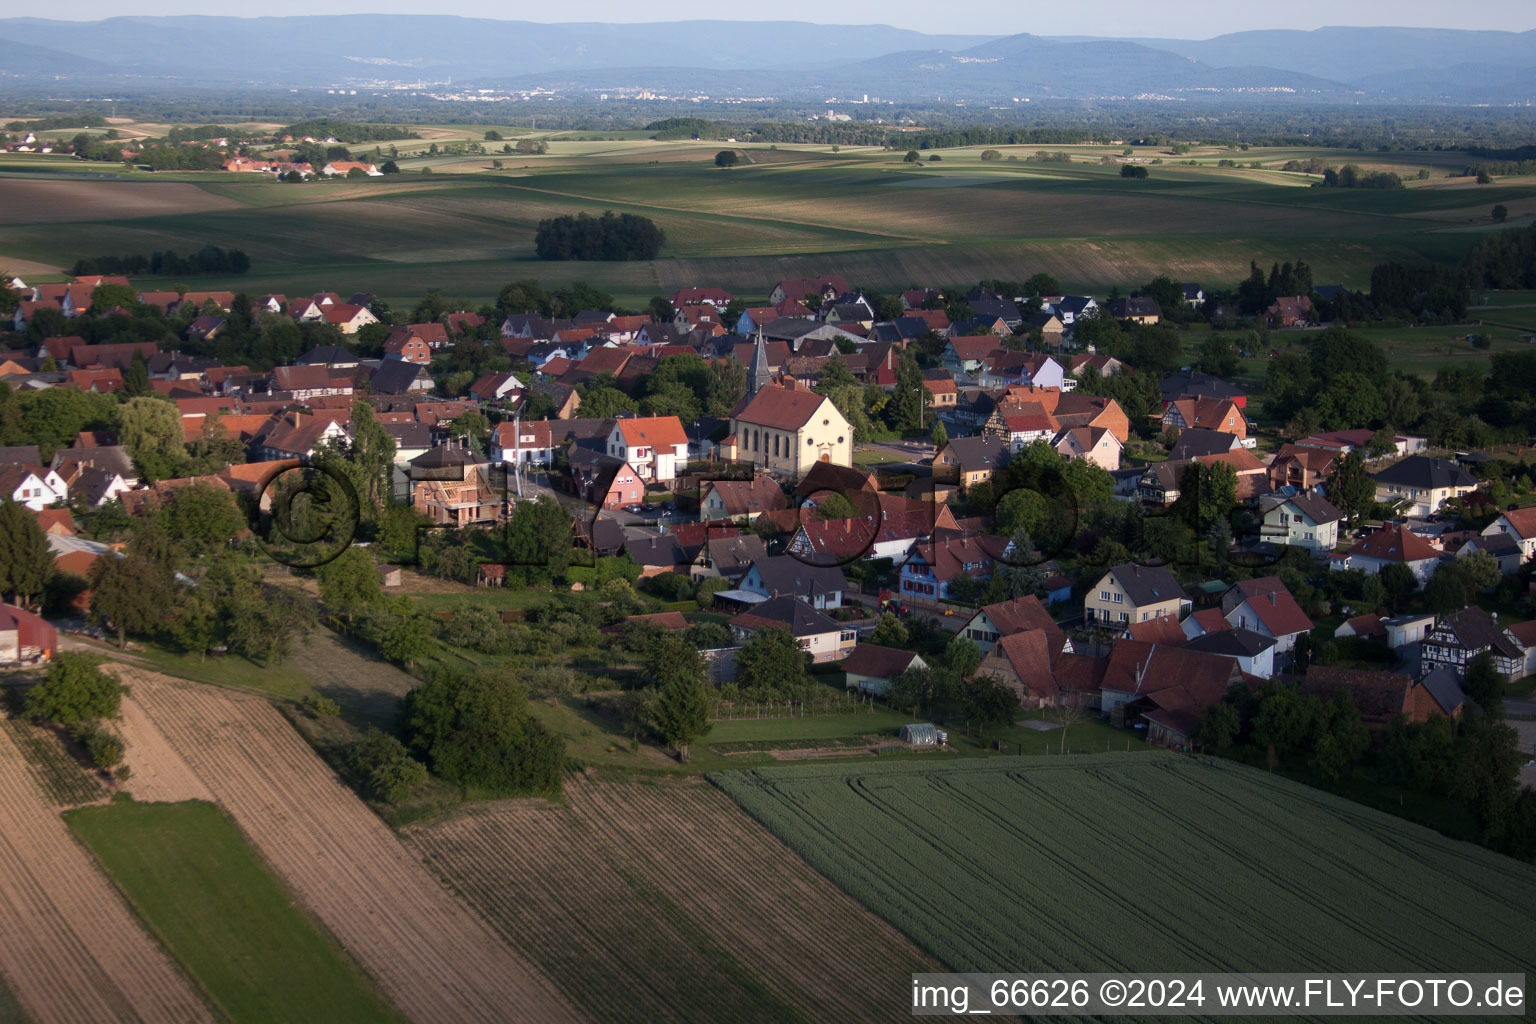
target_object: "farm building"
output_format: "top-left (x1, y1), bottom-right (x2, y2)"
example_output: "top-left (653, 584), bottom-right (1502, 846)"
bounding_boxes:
top-left (0, 604), bottom-right (56, 666)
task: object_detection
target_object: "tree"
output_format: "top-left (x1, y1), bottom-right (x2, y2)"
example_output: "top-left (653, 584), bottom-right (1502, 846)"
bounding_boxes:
top-left (651, 668), bottom-right (712, 761)
top-left (315, 548), bottom-right (382, 621)
top-left (1492, 204), bottom-right (1509, 223)
top-left (979, 149), bottom-right (1001, 162)
top-left (89, 552), bottom-right (171, 647)
top-left (963, 674), bottom-right (1019, 738)
top-left (929, 419), bottom-right (948, 450)
top-left (945, 635), bottom-right (982, 684)
top-left (1476, 171), bottom-right (1492, 184)
top-left (404, 665), bottom-right (564, 796)
top-left (736, 627), bottom-right (811, 699)
top-left (903, 150), bottom-right (920, 163)
top-left (226, 585), bottom-right (313, 666)
top-left (0, 500), bottom-right (52, 609)
top-left (1378, 562), bottom-right (1418, 613)
top-left (714, 150), bottom-right (739, 169)
top-left (1325, 451), bottom-right (1375, 527)
top-left (1463, 651), bottom-right (1503, 714)
top-left (345, 728), bottom-right (428, 804)
top-left (122, 349), bottom-right (150, 396)
top-left (1197, 334), bottom-right (1239, 377)
top-left (162, 483), bottom-right (244, 555)
top-left (24, 654), bottom-right (125, 727)
top-left (868, 612), bottom-right (909, 648)
top-left (380, 613), bottom-right (437, 669)
top-left (118, 396), bottom-right (187, 482)
top-left (1120, 164), bottom-right (1148, 179)
top-left (1197, 701), bottom-right (1240, 751)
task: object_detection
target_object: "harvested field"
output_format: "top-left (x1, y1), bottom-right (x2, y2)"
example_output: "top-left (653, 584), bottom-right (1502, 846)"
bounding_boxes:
top-left (0, 722), bottom-right (215, 1024)
top-left (407, 774), bottom-right (937, 1023)
top-left (0, 179), bottom-right (242, 225)
top-left (114, 665), bottom-right (577, 1024)
top-left (113, 694), bottom-right (213, 805)
top-left (0, 713), bottom-right (106, 806)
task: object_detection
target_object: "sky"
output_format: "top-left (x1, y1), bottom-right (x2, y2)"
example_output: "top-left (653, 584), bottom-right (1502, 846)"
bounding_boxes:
top-left (14, 0), bottom-right (1536, 37)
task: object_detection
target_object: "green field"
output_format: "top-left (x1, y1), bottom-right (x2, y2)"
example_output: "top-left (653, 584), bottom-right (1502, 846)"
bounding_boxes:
top-left (712, 754), bottom-right (1536, 974)
top-left (66, 800), bottom-right (400, 1024)
top-left (3, 138), bottom-right (1529, 305)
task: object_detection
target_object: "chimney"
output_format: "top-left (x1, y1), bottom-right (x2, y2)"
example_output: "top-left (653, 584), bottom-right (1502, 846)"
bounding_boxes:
top-left (1269, 593), bottom-right (1276, 605)
top-left (290, 411), bottom-right (301, 427)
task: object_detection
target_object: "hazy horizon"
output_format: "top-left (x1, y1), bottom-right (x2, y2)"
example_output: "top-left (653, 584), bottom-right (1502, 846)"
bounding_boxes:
top-left (6, 3), bottom-right (1536, 38)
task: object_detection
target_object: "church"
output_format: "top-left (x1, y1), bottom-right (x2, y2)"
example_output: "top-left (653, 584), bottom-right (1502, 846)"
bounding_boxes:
top-left (723, 329), bottom-right (854, 478)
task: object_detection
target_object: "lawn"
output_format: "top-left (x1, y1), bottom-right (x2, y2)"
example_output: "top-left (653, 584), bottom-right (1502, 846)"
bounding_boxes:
top-left (66, 800), bottom-right (400, 1024)
top-left (711, 754), bottom-right (1536, 975)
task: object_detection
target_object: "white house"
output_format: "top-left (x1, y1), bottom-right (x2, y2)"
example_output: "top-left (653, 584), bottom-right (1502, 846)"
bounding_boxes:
top-left (1259, 492), bottom-right (1342, 554)
top-left (1182, 627), bottom-right (1277, 680)
top-left (1481, 506), bottom-right (1536, 563)
top-left (0, 465), bottom-right (67, 511)
top-left (1343, 524), bottom-right (1443, 586)
top-left (1221, 578), bottom-right (1313, 657)
top-left (490, 421), bottom-right (554, 467)
top-left (607, 416), bottom-right (688, 484)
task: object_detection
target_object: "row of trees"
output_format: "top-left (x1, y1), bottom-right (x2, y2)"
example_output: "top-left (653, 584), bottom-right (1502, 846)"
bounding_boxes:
top-left (70, 246), bottom-right (251, 278)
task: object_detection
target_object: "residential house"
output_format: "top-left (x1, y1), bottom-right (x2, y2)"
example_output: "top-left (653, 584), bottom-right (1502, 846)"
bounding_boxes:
top-left (567, 449), bottom-right (645, 511)
top-left (933, 436), bottom-right (1007, 491)
top-left (692, 533), bottom-right (768, 583)
top-left (251, 412), bottom-right (350, 461)
top-left (368, 360), bottom-right (434, 395)
top-left (1371, 456), bottom-right (1477, 516)
top-left (1481, 506), bottom-right (1536, 563)
top-left (1050, 296), bottom-right (1098, 327)
top-left (1159, 370), bottom-right (1247, 410)
top-left (271, 364), bottom-right (349, 401)
top-left (769, 276), bottom-right (850, 306)
top-left (1053, 426), bottom-right (1121, 471)
top-left (897, 531), bottom-right (1008, 602)
top-left (1106, 296), bottom-right (1160, 324)
top-left (1266, 444), bottom-right (1336, 493)
top-left (699, 476), bottom-right (787, 522)
top-left (1084, 563), bottom-right (1188, 628)
top-left (1343, 523), bottom-right (1443, 584)
top-left (1334, 613), bottom-right (1386, 643)
top-left (956, 595), bottom-right (1071, 657)
top-left (1259, 492), bottom-right (1342, 554)
top-left (1420, 606), bottom-right (1524, 682)
top-left (382, 327), bottom-right (432, 363)
top-left (1221, 577), bottom-right (1313, 659)
top-left (728, 596), bottom-right (856, 664)
top-left (1454, 531), bottom-right (1523, 576)
top-left (738, 556), bottom-right (846, 610)
top-left (607, 416), bottom-right (689, 484)
top-left (1266, 295), bottom-right (1313, 327)
top-left (468, 371), bottom-right (524, 403)
top-left (413, 465), bottom-right (503, 526)
top-left (941, 336), bottom-right (1001, 377)
top-left (1183, 627), bottom-right (1277, 679)
top-left (490, 420), bottom-right (555, 467)
top-left (0, 464), bottom-right (67, 511)
top-left (1162, 397), bottom-right (1247, 440)
top-left (843, 645), bottom-right (927, 694)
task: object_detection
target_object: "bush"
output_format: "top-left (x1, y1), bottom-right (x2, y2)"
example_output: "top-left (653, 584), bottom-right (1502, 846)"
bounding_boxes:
top-left (78, 726), bottom-right (124, 768)
top-left (645, 572), bottom-right (695, 602)
top-left (25, 654), bottom-right (126, 727)
top-left (344, 728), bottom-right (428, 804)
top-left (301, 694), bottom-right (341, 718)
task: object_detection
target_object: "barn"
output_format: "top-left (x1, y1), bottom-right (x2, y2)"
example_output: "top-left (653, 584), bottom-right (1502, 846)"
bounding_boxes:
top-left (0, 604), bottom-right (57, 666)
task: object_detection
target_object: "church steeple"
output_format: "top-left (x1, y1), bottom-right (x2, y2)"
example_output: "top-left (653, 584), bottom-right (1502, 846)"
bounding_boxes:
top-left (748, 326), bottom-right (773, 397)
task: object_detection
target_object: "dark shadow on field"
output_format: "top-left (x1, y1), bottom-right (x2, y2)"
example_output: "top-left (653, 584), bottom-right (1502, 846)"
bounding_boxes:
top-left (295, 628), bottom-right (417, 730)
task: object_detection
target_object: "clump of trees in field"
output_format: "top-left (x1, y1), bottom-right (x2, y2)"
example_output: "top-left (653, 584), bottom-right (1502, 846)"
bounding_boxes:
top-left (1317, 163), bottom-right (1403, 189)
top-left (281, 119), bottom-right (416, 144)
top-left (71, 246), bottom-right (251, 277)
top-left (25, 653), bottom-right (129, 770)
top-left (1119, 164), bottom-right (1148, 179)
top-left (533, 211), bottom-right (665, 261)
top-left (403, 664), bottom-right (565, 796)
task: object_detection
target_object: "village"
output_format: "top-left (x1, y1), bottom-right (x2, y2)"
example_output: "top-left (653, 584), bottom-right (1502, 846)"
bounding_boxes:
top-left (2, 267), bottom-right (1532, 773)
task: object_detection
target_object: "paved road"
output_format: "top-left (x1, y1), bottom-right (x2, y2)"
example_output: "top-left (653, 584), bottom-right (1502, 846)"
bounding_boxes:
top-left (1505, 697), bottom-right (1536, 720)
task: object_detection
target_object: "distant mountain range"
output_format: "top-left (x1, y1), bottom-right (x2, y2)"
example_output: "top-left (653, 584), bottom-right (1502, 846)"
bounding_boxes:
top-left (0, 17), bottom-right (1532, 105)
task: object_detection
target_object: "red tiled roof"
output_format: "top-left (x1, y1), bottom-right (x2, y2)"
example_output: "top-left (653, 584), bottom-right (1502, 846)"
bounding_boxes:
top-left (1127, 614), bottom-right (1187, 645)
top-left (1348, 523), bottom-right (1440, 563)
top-left (843, 643), bottom-right (922, 679)
top-left (614, 416), bottom-right (687, 449)
top-left (733, 383), bottom-right (834, 431)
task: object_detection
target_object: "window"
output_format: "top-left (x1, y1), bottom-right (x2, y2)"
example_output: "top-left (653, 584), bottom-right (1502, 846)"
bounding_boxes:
top-left (1099, 590), bottom-right (1111, 601)
top-left (1113, 593), bottom-right (1122, 603)
top-left (1119, 612), bottom-right (1129, 622)
top-left (841, 631), bottom-right (856, 643)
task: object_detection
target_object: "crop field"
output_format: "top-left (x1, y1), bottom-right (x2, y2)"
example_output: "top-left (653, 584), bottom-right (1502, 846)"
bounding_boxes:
top-left (113, 665), bottom-right (579, 1024)
top-left (0, 712), bottom-right (106, 806)
top-left (712, 754), bottom-right (1536, 975)
top-left (406, 774), bottom-right (937, 1023)
top-left (0, 721), bottom-right (216, 1024)
top-left (3, 137), bottom-right (1529, 303)
top-left (67, 800), bottom-right (399, 1024)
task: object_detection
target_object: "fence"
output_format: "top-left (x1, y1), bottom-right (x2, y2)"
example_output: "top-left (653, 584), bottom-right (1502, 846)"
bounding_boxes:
top-left (710, 692), bottom-right (884, 720)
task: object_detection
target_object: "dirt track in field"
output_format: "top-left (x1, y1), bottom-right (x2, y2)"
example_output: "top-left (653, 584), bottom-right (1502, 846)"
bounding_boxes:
top-left (114, 665), bottom-right (580, 1024)
top-left (0, 723), bottom-right (215, 1024)
top-left (408, 774), bottom-right (937, 1023)
top-left (0, 179), bottom-right (243, 224)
